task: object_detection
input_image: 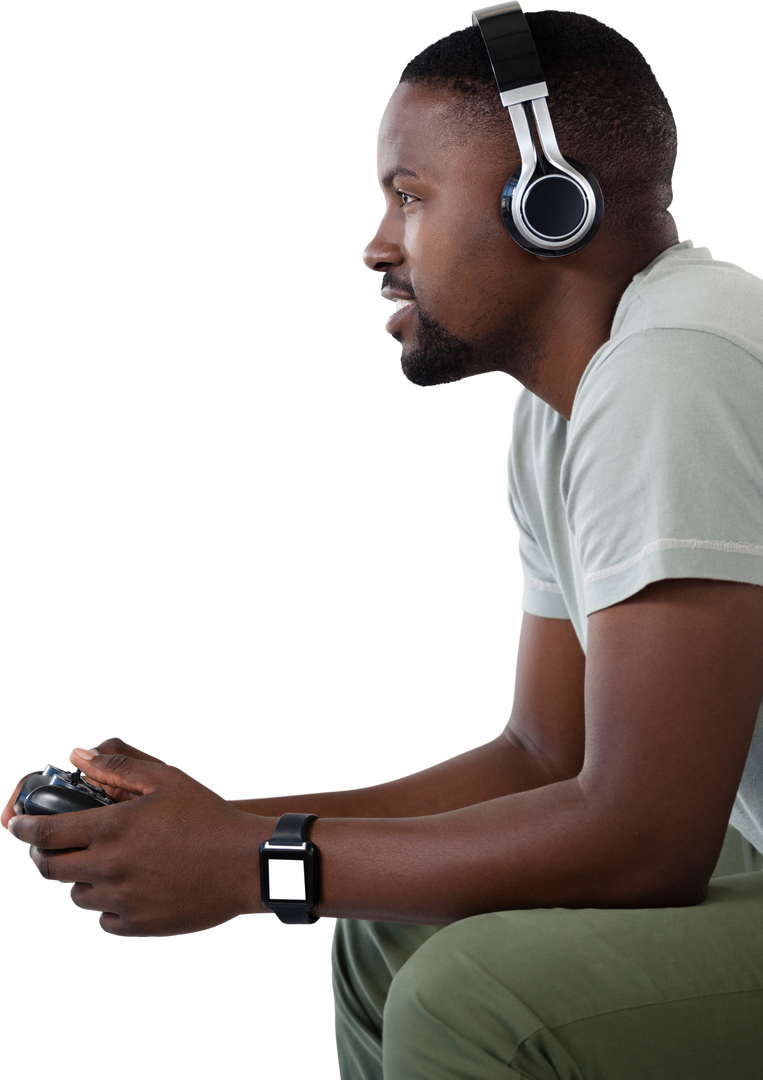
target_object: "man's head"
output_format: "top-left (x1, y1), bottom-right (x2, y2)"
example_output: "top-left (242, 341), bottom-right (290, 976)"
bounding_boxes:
top-left (365, 12), bottom-right (678, 388)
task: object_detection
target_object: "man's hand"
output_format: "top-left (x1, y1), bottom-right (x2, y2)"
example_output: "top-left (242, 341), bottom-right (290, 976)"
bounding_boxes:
top-left (2, 738), bottom-right (164, 829)
top-left (78, 737), bottom-right (166, 803)
top-left (7, 747), bottom-right (270, 936)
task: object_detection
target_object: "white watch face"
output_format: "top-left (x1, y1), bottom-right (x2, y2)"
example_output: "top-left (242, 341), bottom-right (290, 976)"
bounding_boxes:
top-left (269, 857), bottom-right (306, 901)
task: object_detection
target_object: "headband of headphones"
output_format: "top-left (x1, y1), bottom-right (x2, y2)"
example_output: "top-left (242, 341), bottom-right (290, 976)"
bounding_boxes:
top-left (472, 2), bottom-right (603, 256)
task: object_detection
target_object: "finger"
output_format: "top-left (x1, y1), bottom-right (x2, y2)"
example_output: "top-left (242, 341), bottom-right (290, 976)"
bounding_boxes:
top-left (69, 748), bottom-right (170, 797)
top-left (94, 737), bottom-right (165, 765)
top-left (1, 777), bottom-right (24, 833)
top-left (100, 911), bottom-right (129, 935)
top-left (30, 846), bottom-right (88, 881)
top-left (85, 784), bottom-right (136, 803)
top-left (9, 805), bottom-right (106, 849)
top-left (73, 740), bottom-right (166, 801)
top-left (71, 881), bottom-right (97, 908)
top-left (25, 842), bottom-right (93, 885)
top-left (98, 909), bottom-right (148, 937)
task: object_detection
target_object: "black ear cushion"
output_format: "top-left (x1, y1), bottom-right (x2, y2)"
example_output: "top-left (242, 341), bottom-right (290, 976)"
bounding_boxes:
top-left (501, 157), bottom-right (604, 257)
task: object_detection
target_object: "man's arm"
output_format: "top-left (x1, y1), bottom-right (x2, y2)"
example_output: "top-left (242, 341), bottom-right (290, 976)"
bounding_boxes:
top-left (7, 578), bottom-right (763, 935)
top-left (230, 612), bottom-right (586, 819)
top-left (300, 578), bottom-right (763, 923)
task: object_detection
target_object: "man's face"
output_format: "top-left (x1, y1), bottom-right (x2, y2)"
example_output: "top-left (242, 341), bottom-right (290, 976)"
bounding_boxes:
top-left (365, 81), bottom-right (545, 386)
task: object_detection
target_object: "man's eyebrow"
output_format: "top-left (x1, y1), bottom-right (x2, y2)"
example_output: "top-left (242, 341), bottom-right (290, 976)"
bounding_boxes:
top-left (380, 166), bottom-right (420, 190)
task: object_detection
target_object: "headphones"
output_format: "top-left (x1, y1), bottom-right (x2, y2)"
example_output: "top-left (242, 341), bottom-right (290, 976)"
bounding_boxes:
top-left (472, 2), bottom-right (604, 256)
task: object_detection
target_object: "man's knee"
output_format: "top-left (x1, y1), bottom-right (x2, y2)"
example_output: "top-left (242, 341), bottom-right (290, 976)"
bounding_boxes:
top-left (383, 913), bottom-right (546, 1079)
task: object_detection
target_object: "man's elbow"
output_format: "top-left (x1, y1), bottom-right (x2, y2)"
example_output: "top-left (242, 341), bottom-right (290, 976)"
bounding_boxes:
top-left (601, 846), bottom-right (714, 909)
top-left (616, 873), bottom-right (709, 909)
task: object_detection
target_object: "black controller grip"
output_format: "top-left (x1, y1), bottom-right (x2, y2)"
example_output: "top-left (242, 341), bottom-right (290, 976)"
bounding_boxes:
top-left (13, 766), bottom-right (115, 816)
top-left (22, 783), bottom-right (106, 814)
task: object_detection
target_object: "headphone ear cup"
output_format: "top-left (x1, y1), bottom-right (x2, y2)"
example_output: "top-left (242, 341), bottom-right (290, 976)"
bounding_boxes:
top-left (501, 157), bottom-right (603, 257)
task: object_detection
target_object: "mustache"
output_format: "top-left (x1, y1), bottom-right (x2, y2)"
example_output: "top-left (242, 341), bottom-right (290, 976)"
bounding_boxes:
top-left (381, 272), bottom-right (416, 298)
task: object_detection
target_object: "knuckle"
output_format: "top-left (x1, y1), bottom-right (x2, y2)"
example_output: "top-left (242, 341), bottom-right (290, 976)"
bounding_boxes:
top-left (99, 855), bottom-right (124, 883)
top-left (33, 848), bottom-right (53, 880)
top-left (98, 737), bottom-right (126, 755)
top-left (30, 816), bottom-right (53, 849)
top-left (106, 756), bottom-right (132, 773)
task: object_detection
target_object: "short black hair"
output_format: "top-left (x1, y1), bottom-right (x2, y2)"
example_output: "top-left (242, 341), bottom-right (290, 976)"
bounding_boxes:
top-left (400, 13), bottom-right (677, 236)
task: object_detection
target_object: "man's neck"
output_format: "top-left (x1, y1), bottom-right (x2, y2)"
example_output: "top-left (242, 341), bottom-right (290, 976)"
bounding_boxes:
top-left (515, 232), bottom-right (678, 420)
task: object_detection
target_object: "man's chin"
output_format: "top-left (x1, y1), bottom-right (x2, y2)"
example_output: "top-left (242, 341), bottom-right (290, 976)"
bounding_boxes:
top-left (393, 311), bottom-right (475, 390)
top-left (400, 351), bottom-right (468, 386)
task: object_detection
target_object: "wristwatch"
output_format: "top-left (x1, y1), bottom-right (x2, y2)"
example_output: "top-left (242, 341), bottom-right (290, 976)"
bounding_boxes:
top-left (259, 812), bottom-right (320, 924)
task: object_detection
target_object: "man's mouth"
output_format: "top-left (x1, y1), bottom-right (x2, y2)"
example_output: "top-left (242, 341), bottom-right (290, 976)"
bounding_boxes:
top-left (378, 285), bottom-right (419, 334)
top-left (385, 296), bottom-right (417, 335)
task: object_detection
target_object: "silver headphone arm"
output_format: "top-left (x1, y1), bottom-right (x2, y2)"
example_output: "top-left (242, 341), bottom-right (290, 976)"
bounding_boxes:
top-left (506, 96), bottom-right (598, 251)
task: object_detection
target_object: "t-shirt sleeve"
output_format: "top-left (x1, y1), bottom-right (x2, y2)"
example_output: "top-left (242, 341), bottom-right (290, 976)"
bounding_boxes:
top-left (563, 327), bottom-right (763, 615)
top-left (508, 403), bottom-right (571, 621)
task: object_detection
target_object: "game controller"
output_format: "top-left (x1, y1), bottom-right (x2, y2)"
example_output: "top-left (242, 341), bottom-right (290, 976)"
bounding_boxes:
top-left (13, 764), bottom-right (116, 815)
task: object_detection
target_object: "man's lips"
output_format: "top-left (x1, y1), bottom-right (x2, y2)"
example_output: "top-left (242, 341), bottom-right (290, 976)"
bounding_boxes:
top-left (382, 288), bottom-right (417, 335)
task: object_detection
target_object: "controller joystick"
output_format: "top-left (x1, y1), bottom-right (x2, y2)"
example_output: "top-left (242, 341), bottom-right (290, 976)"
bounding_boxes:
top-left (13, 764), bottom-right (116, 816)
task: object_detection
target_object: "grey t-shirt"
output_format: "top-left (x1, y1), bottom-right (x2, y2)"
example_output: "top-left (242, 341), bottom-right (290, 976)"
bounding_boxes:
top-left (508, 240), bottom-right (763, 852)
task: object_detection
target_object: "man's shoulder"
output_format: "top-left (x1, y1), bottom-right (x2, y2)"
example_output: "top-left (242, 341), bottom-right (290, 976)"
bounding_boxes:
top-left (611, 241), bottom-right (763, 359)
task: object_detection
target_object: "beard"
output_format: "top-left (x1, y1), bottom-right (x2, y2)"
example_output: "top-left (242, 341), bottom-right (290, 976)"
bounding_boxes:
top-left (395, 302), bottom-right (538, 390)
top-left (395, 304), bottom-right (473, 388)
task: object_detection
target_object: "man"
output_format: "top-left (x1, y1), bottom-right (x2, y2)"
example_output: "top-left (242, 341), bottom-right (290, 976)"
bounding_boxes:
top-left (5, 8), bottom-right (763, 1078)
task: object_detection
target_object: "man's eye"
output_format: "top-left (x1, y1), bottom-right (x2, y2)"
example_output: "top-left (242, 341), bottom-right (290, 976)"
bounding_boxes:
top-left (398, 191), bottom-right (416, 206)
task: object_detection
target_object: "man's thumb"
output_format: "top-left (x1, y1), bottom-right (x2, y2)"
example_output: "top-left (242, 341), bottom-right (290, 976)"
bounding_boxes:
top-left (69, 747), bottom-right (161, 796)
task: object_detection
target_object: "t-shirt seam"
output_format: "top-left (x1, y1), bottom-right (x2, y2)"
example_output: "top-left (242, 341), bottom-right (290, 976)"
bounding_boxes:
top-left (584, 538), bottom-right (763, 586)
top-left (572, 325), bottom-right (763, 427)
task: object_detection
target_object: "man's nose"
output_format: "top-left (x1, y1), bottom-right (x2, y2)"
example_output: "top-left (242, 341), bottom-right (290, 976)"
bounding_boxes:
top-left (363, 228), bottom-right (403, 272)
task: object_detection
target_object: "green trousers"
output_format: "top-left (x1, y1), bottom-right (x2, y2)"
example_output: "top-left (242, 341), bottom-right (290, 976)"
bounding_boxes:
top-left (332, 826), bottom-right (763, 1079)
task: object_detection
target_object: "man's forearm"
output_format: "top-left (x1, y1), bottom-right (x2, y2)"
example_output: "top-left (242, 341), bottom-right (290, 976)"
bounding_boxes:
top-left (230, 731), bottom-right (565, 820)
top-left (253, 772), bottom-right (705, 926)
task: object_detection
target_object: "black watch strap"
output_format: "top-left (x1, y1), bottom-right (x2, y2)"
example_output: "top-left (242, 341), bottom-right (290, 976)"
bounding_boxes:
top-left (271, 812), bottom-right (318, 844)
top-left (262, 812), bottom-right (320, 925)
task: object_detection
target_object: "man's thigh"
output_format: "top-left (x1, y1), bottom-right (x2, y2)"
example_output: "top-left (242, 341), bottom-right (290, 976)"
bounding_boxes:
top-left (333, 917), bottom-right (443, 1078)
top-left (328, 825), bottom-right (760, 1071)
top-left (382, 871), bottom-right (763, 1079)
